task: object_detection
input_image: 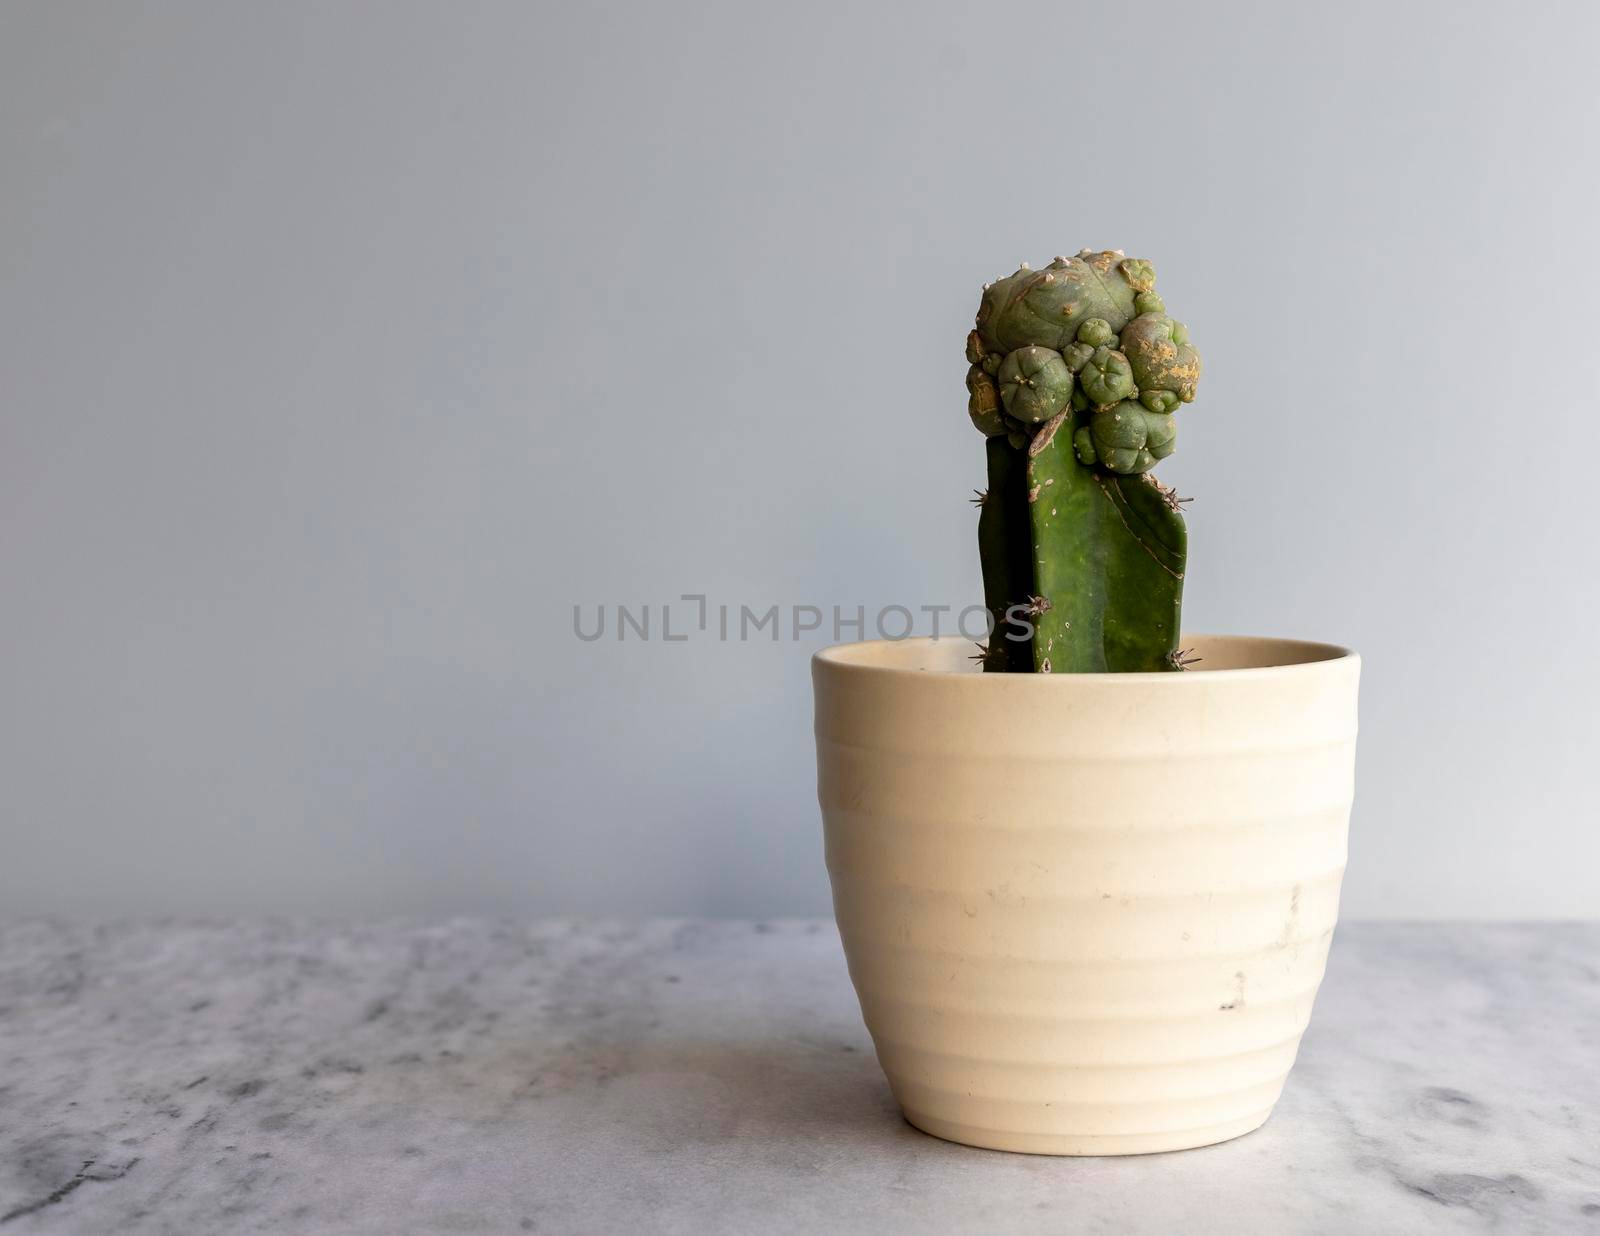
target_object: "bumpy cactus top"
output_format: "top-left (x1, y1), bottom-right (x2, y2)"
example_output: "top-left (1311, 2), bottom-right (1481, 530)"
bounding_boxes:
top-left (965, 249), bottom-right (1200, 474)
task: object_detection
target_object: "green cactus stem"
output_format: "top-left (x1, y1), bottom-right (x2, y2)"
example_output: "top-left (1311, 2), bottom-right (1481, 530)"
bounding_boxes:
top-left (1027, 420), bottom-right (1186, 672)
top-left (966, 250), bottom-right (1201, 673)
top-left (976, 436), bottom-right (1035, 672)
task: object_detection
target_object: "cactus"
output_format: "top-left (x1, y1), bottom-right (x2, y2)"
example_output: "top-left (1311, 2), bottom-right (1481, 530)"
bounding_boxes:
top-left (967, 251), bottom-right (1201, 672)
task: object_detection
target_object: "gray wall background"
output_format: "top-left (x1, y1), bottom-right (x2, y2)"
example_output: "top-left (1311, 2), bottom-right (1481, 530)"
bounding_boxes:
top-left (3, 1), bottom-right (1596, 919)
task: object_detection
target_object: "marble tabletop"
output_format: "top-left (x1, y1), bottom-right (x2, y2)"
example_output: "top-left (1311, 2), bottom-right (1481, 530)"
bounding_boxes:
top-left (0, 920), bottom-right (1595, 1235)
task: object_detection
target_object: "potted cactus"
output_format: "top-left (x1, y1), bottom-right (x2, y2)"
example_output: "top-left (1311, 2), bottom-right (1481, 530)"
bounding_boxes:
top-left (814, 251), bottom-right (1360, 1155)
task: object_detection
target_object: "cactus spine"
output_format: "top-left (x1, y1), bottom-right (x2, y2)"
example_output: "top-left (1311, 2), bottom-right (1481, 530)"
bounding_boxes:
top-left (967, 251), bottom-right (1201, 673)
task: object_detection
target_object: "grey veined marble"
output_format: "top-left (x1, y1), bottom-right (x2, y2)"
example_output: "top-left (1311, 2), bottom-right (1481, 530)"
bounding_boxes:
top-left (0, 921), bottom-right (1596, 1234)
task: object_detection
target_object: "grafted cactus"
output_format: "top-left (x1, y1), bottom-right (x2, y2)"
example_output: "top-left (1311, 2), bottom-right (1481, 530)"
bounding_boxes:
top-left (968, 250), bottom-right (1201, 673)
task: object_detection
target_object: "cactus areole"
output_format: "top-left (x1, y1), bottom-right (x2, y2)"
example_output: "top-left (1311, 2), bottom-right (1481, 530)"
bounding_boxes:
top-left (967, 250), bottom-right (1201, 673)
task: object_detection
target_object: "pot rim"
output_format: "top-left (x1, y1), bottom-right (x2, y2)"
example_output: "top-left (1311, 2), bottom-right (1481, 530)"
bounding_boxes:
top-left (813, 633), bottom-right (1357, 683)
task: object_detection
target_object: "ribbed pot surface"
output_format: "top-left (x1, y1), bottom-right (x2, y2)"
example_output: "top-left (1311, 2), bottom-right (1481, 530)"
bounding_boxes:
top-left (814, 635), bottom-right (1359, 1155)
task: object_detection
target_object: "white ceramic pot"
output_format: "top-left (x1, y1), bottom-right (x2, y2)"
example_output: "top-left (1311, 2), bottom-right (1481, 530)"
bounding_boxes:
top-left (813, 634), bottom-right (1359, 1156)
